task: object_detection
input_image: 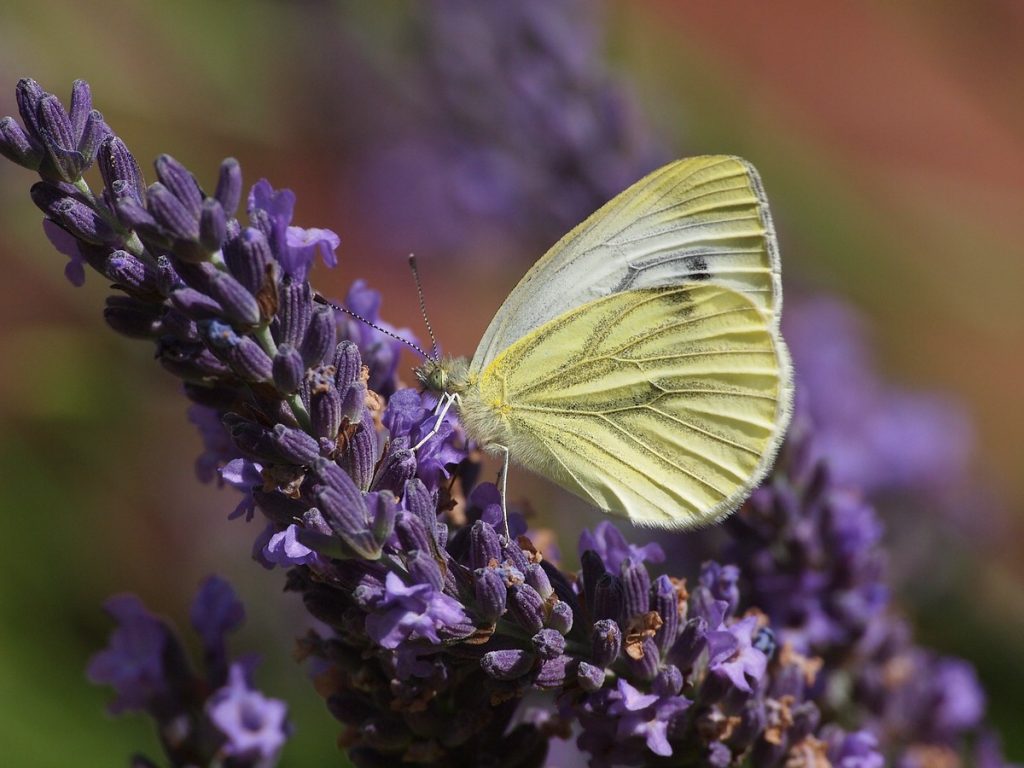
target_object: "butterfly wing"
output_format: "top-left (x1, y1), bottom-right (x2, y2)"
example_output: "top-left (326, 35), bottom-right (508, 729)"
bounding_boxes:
top-left (470, 156), bottom-right (781, 375)
top-left (466, 283), bottom-right (791, 528)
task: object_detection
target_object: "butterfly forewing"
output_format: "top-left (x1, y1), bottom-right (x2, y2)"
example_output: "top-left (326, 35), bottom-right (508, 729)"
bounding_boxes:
top-left (470, 156), bottom-right (781, 374)
top-left (472, 284), bottom-right (791, 528)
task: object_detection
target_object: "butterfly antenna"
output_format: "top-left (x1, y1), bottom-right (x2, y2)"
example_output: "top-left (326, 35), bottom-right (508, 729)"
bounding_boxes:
top-left (313, 293), bottom-right (431, 359)
top-left (408, 254), bottom-right (440, 361)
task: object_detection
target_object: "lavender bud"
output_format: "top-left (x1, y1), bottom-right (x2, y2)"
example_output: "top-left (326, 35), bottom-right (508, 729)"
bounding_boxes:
top-left (731, 699), bottom-right (766, 752)
top-left (406, 550), bottom-right (444, 591)
top-left (103, 295), bottom-right (162, 338)
top-left (147, 182), bottom-right (199, 242)
top-left (160, 309), bottom-right (198, 342)
top-left (272, 343), bottom-right (304, 394)
top-left (340, 382), bottom-right (366, 424)
top-left (30, 183), bottom-right (116, 246)
top-left (395, 511), bottom-right (433, 554)
top-left (673, 617), bottom-right (708, 672)
top-left (547, 600), bottom-right (573, 635)
top-left (223, 228), bottom-right (272, 296)
top-left (333, 340), bottom-right (362, 389)
top-left (97, 137), bottom-right (145, 205)
top-left (508, 584), bottom-right (545, 634)
top-left (104, 250), bottom-right (159, 295)
top-left (269, 424), bottom-right (319, 465)
top-left (159, 343), bottom-right (232, 381)
top-left (577, 662), bottom-right (605, 693)
top-left (214, 157), bottom-right (242, 216)
top-left (311, 382), bottom-right (342, 441)
top-left (474, 568), bottom-right (507, 623)
top-left (316, 484), bottom-right (378, 560)
top-left (531, 629), bottom-right (565, 661)
top-left (591, 619), bottom-right (621, 668)
top-left (68, 80), bottom-right (92, 138)
top-left (0, 116), bottom-right (43, 169)
top-left (368, 492), bottom-right (398, 547)
top-left (300, 304), bottom-right (337, 366)
top-left (229, 336), bottom-right (273, 382)
top-left (204, 321), bottom-right (272, 381)
top-left (501, 535), bottom-right (530, 572)
top-left (225, 418), bottom-right (278, 462)
top-left (403, 478), bottom-right (438, 539)
top-left (77, 110), bottom-right (110, 165)
top-left (114, 197), bottom-right (162, 241)
top-left (206, 271), bottom-right (260, 326)
top-left (469, 520), bottom-right (502, 570)
top-left (653, 664), bottom-right (684, 697)
top-left (653, 574), bottom-right (682, 655)
top-left (37, 94), bottom-right (81, 181)
top-left (371, 447), bottom-right (415, 496)
top-left (154, 154), bottom-right (203, 218)
top-left (15, 78), bottom-right (45, 139)
top-left (339, 411), bottom-right (377, 491)
top-left (624, 637), bottom-right (660, 682)
top-left (592, 574), bottom-right (624, 623)
top-left (535, 655), bottom-right (572, 689)
top-left (276, 277), bottom-right (312, 348)
top-left (524, 563), bottom-right (553, 600)
top-left (170, 287), bottom-right (223, 321)
top-left (302, 507), bottom-right (332, 536)
top-left (620, 557), bottom-right (651, 623)
top-left (481, 649), bottom-right (534, 681)
top-left (199, 197), bottom-right (226, 252)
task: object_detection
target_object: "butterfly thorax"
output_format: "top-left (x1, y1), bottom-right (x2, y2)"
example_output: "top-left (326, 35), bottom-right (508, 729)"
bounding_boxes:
top-left (415, 355), bottom-right (513, 451)
top-left (415, 356), bottom-right (472, 396)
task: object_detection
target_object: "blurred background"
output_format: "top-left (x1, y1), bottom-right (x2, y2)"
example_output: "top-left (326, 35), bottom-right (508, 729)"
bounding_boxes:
top-left (0, 1), bottom-right (1021, 765)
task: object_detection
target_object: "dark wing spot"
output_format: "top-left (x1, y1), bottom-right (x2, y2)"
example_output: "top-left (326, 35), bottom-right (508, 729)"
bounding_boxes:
top-left (683, 254), bottom-right (711, 281)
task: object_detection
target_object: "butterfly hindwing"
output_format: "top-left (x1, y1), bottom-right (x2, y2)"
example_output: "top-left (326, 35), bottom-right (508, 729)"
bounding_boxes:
top-left (467, 283), bottom-right (791, 528)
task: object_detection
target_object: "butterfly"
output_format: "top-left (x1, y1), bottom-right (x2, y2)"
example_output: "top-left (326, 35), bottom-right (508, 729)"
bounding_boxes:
top-left (413, 156), bottom-right (793, 532)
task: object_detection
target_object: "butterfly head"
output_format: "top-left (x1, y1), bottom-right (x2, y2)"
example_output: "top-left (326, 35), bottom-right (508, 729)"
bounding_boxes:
top-left (415, 356), bottom-right (470, 396)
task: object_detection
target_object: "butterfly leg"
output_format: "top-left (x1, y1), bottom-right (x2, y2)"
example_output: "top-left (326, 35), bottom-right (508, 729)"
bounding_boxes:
top-left (412, 391), bottom-right (455, 452)
top-left (496, 444), bottom-right (511, 542)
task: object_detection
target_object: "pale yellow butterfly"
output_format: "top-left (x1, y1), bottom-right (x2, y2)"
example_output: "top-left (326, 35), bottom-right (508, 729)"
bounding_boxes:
top-left (414, 156), bottom-right (793, 532)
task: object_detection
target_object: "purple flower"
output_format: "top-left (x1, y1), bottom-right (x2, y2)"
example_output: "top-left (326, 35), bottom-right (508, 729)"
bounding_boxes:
top-left (220, 458), bottom-right (262, 521)
top-left (466, 482), bottom-right (527, 539)
top-left (579, 521), bottom-right (665, 573)
top-left (607, 679), bottom-right (689, 757)
top-left (706, 615), bottom-right (768, 694)
top-left (207, 663), bottom-right (289, 761)
top-left (929, 657), bottom-right (986, 735)
top-left (262, 523), bottom-right (319, 567)
top-left (188, 404), bottom-right (236, 484)
top-left (42, 217), bottom-right (86, 286)
top-left (86, 596), bottom-right (171, 714)
top-left (823, 727), bottom-right (885, 768)
top-left (190, 576), bottom-right (245, 652)
top-left (364, 572), bottom-right (468, 649)
top-left (338, 280), bottom-right (417, 395)
top-left (248, 179), bottom-right (338, 281)
top-left (382, 389), bottom-right (467, 491)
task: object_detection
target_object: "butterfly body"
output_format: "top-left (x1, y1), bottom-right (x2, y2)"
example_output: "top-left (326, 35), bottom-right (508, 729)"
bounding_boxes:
top-left (415, 156), bottom-right (793, 529)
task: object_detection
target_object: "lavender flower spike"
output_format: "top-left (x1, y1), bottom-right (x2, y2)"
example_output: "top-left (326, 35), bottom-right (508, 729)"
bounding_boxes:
top-left (1, 78), bottom-right (1016, 768)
